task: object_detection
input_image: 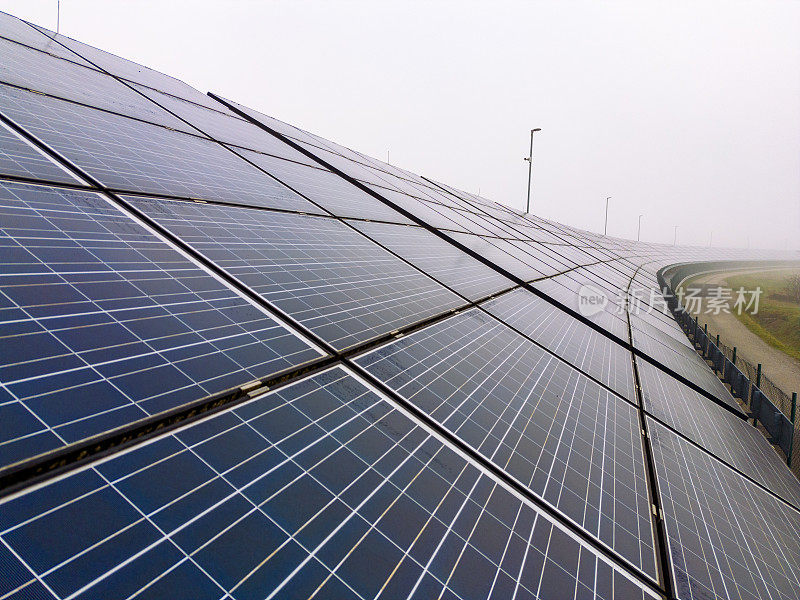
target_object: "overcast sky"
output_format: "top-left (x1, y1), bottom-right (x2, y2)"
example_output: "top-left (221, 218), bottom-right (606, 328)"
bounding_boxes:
top-left (3, 1), bottom-right (799, 249)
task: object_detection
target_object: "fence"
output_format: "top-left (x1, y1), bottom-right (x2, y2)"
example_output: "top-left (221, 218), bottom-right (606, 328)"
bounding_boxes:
top-left (672, 306), bottom-right (800, 480)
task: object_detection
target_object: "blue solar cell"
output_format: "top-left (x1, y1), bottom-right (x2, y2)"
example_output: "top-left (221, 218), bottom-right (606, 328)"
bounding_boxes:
top-left (349, 220), bottom-right (515, 300)
top-left (0, 10), bottom-right (93, 67)
top-left (0, 84), bottom-right (321, 212)
top-left (125, 196), bottom-right (465, 350)
top-left (28, 22), bottom-right (213, 106)
top-left (355, 309), bottom-right (657, 578)
top-left (0, 36), bottom-right (189, 131)
top-left (0, 120), bottom-right (80, 184)
top-left (637, 359), bottom-right (800, 508)
top-left (648, 418), bottom-right (800, 600)
top-left (0, 367), bottom-right (660, 599)
top-left (484, 288), bottom-right (637, 403)
top-left (0, 181), bottom-right (323, 468)
top-left (232, 147), bottom-right (415, 224)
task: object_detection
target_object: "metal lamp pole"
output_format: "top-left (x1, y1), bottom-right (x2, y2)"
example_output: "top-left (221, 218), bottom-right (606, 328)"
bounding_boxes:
top-left (637, 214), bottom-right (643, 241)
top-left (524, 128), bottom-right (541, 214)
top-left (604, 197), bottom-right (611, 236)
top-left (673, 225), bottom-right (678, 246)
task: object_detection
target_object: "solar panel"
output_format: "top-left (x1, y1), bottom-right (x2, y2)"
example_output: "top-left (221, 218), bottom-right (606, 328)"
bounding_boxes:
top-left (0, 11), bottom-right (95, 67)
top-left (446, 231), bottom-right (546, 281)
top-left (125, 196), bottom-right (466, 350)
top-left (0, 181), bottom-right (323, 468)
top-left (28, 22), bottom-right (214, 106)
top-left (648, 418), bottom-right (800, 600)
top-left (0, 367), bottom-right (660, 600)
top-left (637, 359), bottom-right (800, 507)
top-left (484, 288), bottom-right (637, 403)
top-left (361, 183), bottom-right (475, 231)
top-left (355, 309), bottom-right (657, 578)
top-left (231, 147), bottom-right (415, 224)
top-left (0, 36), bottom-right (190, 131)
top-left (0, 120), bottom-right (81, 184)
top-left (531, 277), bottom-right (632, 343)
top-left (0, 84), bottom-right (321, 212)
top-left (126, 82), bottom-right (325, 166)
top-left (632, 323), bottom-right (738, 408)
top-left (4, 22), bottom-right (800, 600)
top-left (349, 221), bottom-right (515, 301)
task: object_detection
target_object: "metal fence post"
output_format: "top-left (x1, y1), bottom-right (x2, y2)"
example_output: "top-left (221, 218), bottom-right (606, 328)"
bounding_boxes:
top-left (716, 334), bottom-right (720, 347)
top-left (789, 393), bottom-right (797, 467)
top-left (732, 347), bottom-right (737, 365)
top-left (756, 364), bottom-right (762, 389)
top-left (704, 323), bottom-right (708, 335)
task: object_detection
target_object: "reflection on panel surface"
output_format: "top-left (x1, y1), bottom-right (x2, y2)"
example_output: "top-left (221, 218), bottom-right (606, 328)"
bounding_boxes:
top-left (648, 418), bottom-right (800, 600)
top-left (127, 196), bottom-right (465, 350)
top-left (0, 36), bottom-right (188, 131)
top-left (637, 360), bottom-right (800, 508)
top-left (0, 121), bottom-right (79, 184)
top-left (350, 220), bottom-right (515, 301)
top-left (0, 84), bottom-right (319, 212)
top-left (235, 147), bottom-right (414, 223)
top-left (632, 322), bottom-right (736, 409)
top-left (0, 181), bottom-right (322, 468)
top-left (484, 288), bottom-right (636, 403)
top-left (0, 367), bottom-right (659, 600)
top-left (356, 309), bottom-right (657, 578)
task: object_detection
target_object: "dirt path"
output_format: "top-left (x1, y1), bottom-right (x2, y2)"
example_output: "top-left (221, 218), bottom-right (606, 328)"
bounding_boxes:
top-left (685, 269), bottom-right (800, 396)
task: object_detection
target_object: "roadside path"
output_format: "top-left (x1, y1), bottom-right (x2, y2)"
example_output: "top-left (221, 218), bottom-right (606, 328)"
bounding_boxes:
top-left (684, 269), bottom-right (800, 397)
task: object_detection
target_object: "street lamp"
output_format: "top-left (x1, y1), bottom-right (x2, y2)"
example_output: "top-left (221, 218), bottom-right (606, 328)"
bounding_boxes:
top-left (604, 197), bottom-right (611, 236)
top-left (637, 214), bottom-right (643, 241)
top-left (524, 128), bottom-right (542, 214)
top-left (673, 225), bottom-right (678, 246)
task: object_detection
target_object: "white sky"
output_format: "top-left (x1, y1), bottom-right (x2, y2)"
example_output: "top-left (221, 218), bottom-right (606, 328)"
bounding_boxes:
top-left (2, 0), bottom-right (799, 249)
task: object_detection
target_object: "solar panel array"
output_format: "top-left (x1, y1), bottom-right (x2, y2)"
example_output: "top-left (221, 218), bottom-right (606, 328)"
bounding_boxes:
top-left (0, 11), bottom-right (799, 600)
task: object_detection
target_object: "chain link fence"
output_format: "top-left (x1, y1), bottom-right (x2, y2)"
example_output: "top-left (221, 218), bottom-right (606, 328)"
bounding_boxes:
top-left (685, 318), bottom-right (799, 479)
top-left (714, 336), bottom-right (799, 477)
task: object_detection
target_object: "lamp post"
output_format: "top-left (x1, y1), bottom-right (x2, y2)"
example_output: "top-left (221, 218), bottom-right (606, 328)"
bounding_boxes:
top-left (673, 225), bottom-right (678, 246)
top-left (524, 128), bottom-right (541, 214)
top-left (637, 214), bottom-right (643, 241)
top-left (604, 197), bottom-right (611, 236)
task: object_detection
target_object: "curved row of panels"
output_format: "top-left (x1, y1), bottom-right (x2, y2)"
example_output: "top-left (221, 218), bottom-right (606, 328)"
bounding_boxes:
top-left (0, 10), bottom-right (799, 600)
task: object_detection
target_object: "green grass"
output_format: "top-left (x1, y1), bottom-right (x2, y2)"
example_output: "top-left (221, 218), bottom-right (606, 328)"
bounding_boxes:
top-left (725, 270), bottom-right (800, 362)
top-left (675, 269), bottom-right (800, 362)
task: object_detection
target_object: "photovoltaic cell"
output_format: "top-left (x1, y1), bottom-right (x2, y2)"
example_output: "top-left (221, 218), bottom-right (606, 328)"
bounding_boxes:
top-left (483, 288), bottom-right (637, 403)
top-left (636, 359), bottom-right (800, 508)
top-left (349, 220), bottom-right (515, 301)
top-left (0, 120), bottom-right (80, 184)
top-left (0, 11), bottom-right (95, 67)
top-left (232, 147), bottom-right (415, 224)
top-left (531, 277), bottom-right (631, 343)
top-left (0, 181), bottom-right (323, 468)
top-left (128, 83), bottom-right (324, 165)
top-left (28, 22), bottom-right (214, 106)
top-left (0, 84), bottom-right (320, 212)
top-left (0, 367), bottom-right (659, 600)
top-left (632, 323), bottom-right (738, 410)
top-left (125, 196), bottom-right (466, 350)
top-left (446, 231), bottom-right (545, 281)
top-left (0, 36), bottom-right (189, 131)
top-left (355, 309), bottom-right (657, 578)
top-left (648, 418), bottom-right (800, 600)
top-left (361, 183), bottom-right (475, 232)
